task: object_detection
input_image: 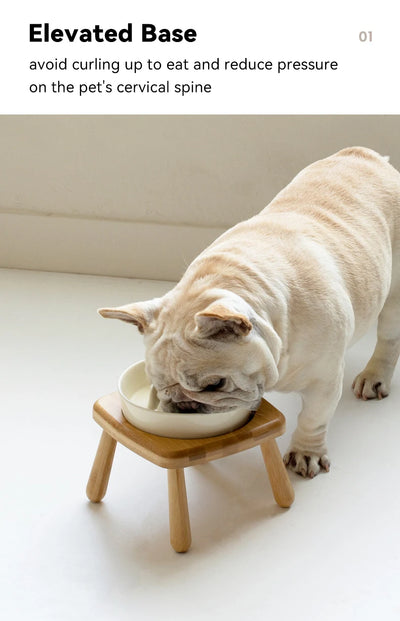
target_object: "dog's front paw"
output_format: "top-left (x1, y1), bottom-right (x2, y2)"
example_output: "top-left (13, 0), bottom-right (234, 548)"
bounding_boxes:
top-left (283, 450), bottom-right (330, 479)
top-left (352, 371), bottom-right (389, 400)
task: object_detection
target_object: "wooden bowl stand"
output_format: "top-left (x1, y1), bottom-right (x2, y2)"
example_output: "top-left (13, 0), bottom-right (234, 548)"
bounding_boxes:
top-left (86, 393), bottom-right (294, 553)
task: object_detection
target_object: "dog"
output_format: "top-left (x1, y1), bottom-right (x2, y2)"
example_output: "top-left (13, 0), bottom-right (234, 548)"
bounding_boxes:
top-left (99, 147), bottom-right (400, 478)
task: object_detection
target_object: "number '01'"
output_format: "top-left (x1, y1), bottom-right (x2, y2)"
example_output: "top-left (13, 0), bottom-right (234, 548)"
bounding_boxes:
top-left (359, 31), bottom-right (372, 42)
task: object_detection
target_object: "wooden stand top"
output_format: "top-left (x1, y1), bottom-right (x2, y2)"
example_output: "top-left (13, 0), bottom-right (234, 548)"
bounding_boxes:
top-left (93, 392), bottom-right (286, 469)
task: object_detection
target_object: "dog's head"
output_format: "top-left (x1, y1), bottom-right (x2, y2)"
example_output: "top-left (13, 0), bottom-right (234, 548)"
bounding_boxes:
top-left (99, 289), bottom-right (280, 413)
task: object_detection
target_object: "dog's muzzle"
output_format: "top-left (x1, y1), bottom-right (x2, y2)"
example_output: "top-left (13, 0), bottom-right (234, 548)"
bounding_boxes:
top-left (174, 400), bottom-right (201, 412)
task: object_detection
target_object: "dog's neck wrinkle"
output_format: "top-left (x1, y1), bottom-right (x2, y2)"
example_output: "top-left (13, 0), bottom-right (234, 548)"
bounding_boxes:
top-left (179, 254), bottom-right (289, 318)
top-left (194, 278), bottom-right (289, 358)
top-left (155, 258), bottom-right (290, 374)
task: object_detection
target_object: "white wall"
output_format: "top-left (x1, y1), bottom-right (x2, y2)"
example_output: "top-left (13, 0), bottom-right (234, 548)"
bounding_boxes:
top-left (1, 115), bottom-right (399, 279)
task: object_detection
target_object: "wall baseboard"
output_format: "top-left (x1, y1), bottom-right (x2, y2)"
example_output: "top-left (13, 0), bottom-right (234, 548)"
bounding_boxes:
top-left (0, 212), bottom-right (226, 281)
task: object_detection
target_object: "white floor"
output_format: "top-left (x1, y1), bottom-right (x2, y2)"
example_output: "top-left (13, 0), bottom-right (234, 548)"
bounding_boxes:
top-left (2, 268), bottom-right (400, 621)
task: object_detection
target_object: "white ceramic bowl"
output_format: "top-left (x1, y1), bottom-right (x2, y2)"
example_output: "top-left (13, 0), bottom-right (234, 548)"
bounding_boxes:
top-left (118, 360), bottom-right (251, 439)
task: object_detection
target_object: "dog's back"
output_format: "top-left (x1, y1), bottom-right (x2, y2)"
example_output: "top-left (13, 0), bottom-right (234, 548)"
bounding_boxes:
top-left (198, 147), bottom-right (400, 341)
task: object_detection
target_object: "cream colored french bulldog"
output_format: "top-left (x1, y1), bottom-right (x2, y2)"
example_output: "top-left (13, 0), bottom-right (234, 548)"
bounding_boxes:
top-left (99, 147), bottom-right (400, 478)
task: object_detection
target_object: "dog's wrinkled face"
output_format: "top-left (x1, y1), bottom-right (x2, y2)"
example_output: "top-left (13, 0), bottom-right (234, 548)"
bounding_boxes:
top-left (144, 331), bottom-right (267, 413)
top-left (98, 292), bottom-right (279, 413)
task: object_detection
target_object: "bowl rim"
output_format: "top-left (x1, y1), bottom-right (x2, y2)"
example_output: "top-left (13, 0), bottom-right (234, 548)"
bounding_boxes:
top-left (118, 360), bottom-right (152, 410)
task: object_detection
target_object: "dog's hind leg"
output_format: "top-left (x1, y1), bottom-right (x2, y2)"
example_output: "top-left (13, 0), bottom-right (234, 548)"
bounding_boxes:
top-left (352, 269), bottom-right (400, 400)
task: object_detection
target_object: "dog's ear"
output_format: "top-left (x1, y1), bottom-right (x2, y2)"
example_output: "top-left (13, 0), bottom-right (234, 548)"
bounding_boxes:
top-left (98, 299), bottom-right (161, 334)
top-left (195, 303), bottom-right (252, 339)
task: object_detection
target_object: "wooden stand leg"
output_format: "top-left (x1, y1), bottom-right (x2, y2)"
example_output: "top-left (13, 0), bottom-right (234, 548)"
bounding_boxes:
top-left (261, 438), bottom-right (295, 508)
top-left (86, 431), bottom-right (117, 503)
top-left (168, 469), bottom-right (192, 553)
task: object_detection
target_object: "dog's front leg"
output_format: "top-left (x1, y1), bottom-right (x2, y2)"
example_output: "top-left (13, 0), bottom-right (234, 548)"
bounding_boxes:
top-left (283, 367), bottom-right (344, 478)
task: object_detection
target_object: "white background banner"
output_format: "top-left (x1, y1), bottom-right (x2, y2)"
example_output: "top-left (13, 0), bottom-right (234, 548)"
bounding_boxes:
top-left (0, 0), bottom-right (398, 114)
